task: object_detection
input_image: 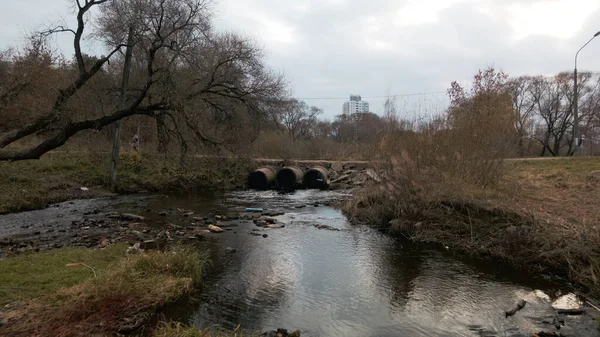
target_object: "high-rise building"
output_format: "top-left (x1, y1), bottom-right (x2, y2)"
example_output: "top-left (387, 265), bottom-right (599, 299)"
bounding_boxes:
top-left (343, 95), bottom-right (369, 114)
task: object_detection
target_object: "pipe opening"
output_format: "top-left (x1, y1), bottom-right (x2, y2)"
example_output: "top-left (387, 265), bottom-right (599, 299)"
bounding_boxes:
top-left (248, 167), bottom-right (276, 190)
top-left (277, 167), bottom-right (302, 190)
top-left (303, 167), bottom-right (329, 189)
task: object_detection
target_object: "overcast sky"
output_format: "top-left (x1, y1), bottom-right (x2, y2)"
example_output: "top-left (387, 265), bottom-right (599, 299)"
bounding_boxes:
top-left (1, 0), bottom-right (600, 119)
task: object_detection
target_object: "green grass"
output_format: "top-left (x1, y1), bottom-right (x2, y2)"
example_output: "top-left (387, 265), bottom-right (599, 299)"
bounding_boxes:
top-left (3, 244), bottom-right (210, 337)
top-left (0, 243), bottom-right (128, 305)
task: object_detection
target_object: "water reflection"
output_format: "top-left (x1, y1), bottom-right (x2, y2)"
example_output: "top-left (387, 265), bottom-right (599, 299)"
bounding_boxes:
top-left (174, 190), bottom-right (569, 337)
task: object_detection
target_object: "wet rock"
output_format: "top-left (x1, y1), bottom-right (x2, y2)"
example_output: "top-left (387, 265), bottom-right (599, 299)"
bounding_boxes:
top-left (260, 328), bottom-right (301, 337)
top-left (106, 212), bottom-right (145, 221)
top-left (225, 247), bottom-right (236, 254)
top-left (294, 205), bottom-right (305, 209)
top-left (263, 211), bottom-right (285, 217)
top-left (217, 221), bottom-right (238, 228)
top-left (266, 223), bottom-right (285, 229)
top-left (208, 224), bottom-right (224, 233)
top-left (255, 220), bottom-right (267, 227)
top-left (249, 232), bottom-right (262, 236)
top-left (313, 224), bottom-right (340, 231)
top-left (262, 234), bottom-right (268, 238)
top-left (505, 299), bottom-right (527, 317)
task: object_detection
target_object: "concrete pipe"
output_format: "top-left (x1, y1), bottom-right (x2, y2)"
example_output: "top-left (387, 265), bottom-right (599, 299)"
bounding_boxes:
top-left (276, 166), bottom-right (303, 190)
top-left (248, 167), bottom-right (277, 190)
top-left (303, 166), bottom-right (330, 190)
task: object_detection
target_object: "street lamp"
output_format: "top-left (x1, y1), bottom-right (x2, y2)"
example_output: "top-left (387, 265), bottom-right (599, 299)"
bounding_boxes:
top-left (572, 31), bottom-right (600, 155)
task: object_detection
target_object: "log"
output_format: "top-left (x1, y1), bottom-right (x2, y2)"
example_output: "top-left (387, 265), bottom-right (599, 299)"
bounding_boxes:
top-left (505, 299), bottom-right (527, 317)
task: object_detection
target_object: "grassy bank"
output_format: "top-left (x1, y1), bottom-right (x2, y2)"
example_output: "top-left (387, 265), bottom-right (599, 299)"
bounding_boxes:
top-left (0, 151), bottom-right (252, 214)
top-left (0, 244), bottom-right (209, 336)
top-left (345, 157), bottom-right (600, 298)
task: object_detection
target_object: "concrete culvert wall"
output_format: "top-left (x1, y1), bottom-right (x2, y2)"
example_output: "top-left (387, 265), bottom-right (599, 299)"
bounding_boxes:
top-left (303, 166), bottom-right (330, 189)
top-left (248, 167), bottom-right (277, 190)
top-left (276, 166), bottom-right (303, 190)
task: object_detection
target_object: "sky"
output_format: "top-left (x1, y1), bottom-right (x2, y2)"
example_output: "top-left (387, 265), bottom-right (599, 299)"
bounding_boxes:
top-left (1, 0), bottom-right (600, 120)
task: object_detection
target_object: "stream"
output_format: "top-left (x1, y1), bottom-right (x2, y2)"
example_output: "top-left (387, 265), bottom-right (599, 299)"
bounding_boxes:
top-left (1, 189), bottom-right (599, 337)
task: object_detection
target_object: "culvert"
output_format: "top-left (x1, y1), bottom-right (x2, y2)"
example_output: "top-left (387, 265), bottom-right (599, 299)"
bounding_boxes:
top-left (248, 167), bottom-right (277, 190)
top-left (276, 166), bottom-right (303, 190)
top-left (303, 166), bottom-right (330, 189)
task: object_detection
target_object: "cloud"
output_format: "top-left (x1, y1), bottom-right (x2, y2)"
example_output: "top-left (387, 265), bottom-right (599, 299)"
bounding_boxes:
top-left (1, 0), bottom-right (599, 119)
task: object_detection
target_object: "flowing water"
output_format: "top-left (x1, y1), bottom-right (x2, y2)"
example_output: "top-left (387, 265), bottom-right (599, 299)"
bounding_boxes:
top-left (1, 190), bottom-right (599, 337)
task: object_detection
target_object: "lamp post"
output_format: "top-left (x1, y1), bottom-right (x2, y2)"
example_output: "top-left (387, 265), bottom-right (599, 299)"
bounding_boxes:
top-left (572, 31), bottom-right (600, 156)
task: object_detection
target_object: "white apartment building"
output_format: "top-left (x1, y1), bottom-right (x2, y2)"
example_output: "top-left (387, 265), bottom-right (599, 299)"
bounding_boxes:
top-left (342, 95), bottom-right (369, 114)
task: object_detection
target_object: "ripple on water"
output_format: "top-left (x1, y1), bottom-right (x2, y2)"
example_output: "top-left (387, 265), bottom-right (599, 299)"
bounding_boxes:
top-left (181, 190), bottom-right (589, 337)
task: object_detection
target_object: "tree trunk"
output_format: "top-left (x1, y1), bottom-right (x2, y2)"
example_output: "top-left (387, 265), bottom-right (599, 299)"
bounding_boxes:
top-left (156, 113), bottom-right (170, 154)
top-left (109, 27), bottom-right (134, 192)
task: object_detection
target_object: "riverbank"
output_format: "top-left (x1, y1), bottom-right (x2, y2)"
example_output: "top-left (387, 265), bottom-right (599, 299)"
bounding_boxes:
top-left (0, 243), bottom-right (208, 336)
top-left (344, 157), bottom-right (600, 301)
top-left (0, 152), bottom-right (252, 214)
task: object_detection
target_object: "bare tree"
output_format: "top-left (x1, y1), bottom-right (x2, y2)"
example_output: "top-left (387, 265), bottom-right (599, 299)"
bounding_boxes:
top-left (0, 0), bottom-right (287, 161)
top-left (280, 99), bottom-right (322, 140)
top-left (532, 72), bottom-right (592, 156)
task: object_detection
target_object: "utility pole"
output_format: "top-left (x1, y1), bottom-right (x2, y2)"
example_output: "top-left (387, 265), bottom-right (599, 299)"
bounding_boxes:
top-left (109, 27), bottom-right (135, 192)
top-left (571, 31), bottom-right (600, 156)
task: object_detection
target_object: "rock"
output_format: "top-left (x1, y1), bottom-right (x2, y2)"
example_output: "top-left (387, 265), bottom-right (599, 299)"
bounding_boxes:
top-left (175, 230), bottom-right (185, 236)
top-left (294, 205), bottom-right (305, 209)
top-left (263, 211), bottom-right (285, 217)
top-left (266, 223), bottom-right (285, 229)
top-left (225, 247), bottom-right (237, 254)
top-left (551, 293), bottom-right (582, 310)
top-left (158, 211), bottom-right (168, 216)
top-left (106, 212), bottom-right (145, 221)
top-left (140, 240), bottom-right (159, 250)
top-left (249, 232), bottom-right (262, 236)
top-left (193, 217), bottom-right (203, 222)
top-left (505, 299), bottom-right (527, 317)
top-left (262, 234), bottom-right (268, 238)
top-left (534, 290), bottom-right (551, 302)
top-left (192, 229), bottom-right (211, 238)
top-left (183, 212), bottom-right (194, 217)
top-left (216, 221), bottom-right (238, 228)
top-left (313, 224), bottom-right (340, 231)
top-left (255, 220), bottom-right (267, 227)
top-left (126, 243), bottom-right (142, 255)
top-left (260, 328), bottom-right (300, 337)
top-left (208, 224), bottom-right (224, 233)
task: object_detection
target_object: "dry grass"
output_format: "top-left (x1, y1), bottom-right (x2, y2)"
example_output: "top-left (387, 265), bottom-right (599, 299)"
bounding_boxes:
top-left (1, 245), bottom-right (209, 337)
top-left (345, 156), bottom-right (600, 297)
